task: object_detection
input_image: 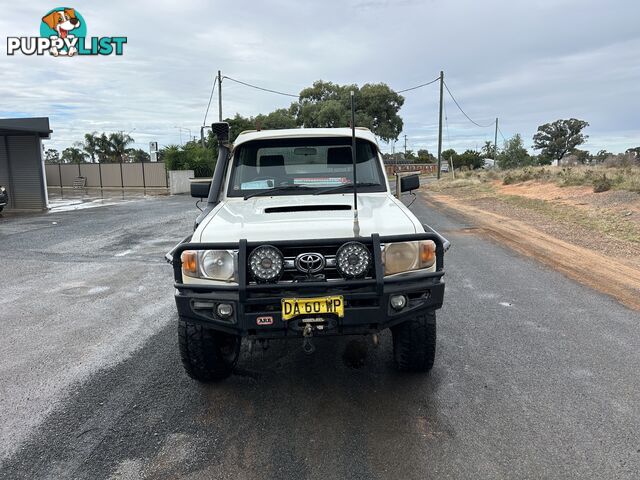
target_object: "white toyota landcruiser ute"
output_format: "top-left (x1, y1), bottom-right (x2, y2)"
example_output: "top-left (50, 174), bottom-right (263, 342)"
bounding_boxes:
top-left (168, 122), bottom-right (448, 382)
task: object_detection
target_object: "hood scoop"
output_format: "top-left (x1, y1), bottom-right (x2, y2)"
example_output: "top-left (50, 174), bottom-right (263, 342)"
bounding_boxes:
top-left (264, 204), bottom-right (352, 214)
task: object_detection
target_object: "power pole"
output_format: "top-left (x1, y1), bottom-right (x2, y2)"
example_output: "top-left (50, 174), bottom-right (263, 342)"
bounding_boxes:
top-left (437, 70), bottom-right (444, 180)
top-left (217, 70), bottom-right (223, 122)
top-left (494, 117), bottom-right (499, 160)
top-left (403, 135), bottom-right (407, 160)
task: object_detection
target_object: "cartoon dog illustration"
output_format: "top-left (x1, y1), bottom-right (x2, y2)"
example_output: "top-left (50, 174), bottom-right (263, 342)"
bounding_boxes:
top-left (41, 8), bottom-right (81, 56)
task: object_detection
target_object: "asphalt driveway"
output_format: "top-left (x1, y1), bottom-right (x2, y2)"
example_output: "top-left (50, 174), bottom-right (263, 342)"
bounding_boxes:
top-left (0, 194), bottom-right (638, 479)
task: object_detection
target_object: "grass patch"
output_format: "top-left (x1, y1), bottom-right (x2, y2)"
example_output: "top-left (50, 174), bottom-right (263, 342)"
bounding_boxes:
top-left (439, 165), bottom-right (640, 193)
top-left (499, 194), bottom-right (640, 244)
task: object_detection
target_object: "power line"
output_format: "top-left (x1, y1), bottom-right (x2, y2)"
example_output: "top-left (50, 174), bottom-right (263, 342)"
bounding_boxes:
top-left (443, 80), bottom-right (495, 128)
top-left (497, 125), bottom-right (507, 142)
top-left (220, 74), bottom-right (441, 100)
top-left (443, 96), bottom-right (451, 148)
top-left (203, 76), bottom-right (218, 125)
top-left (223, 75), bottom-right (299, 98)
top-left (394, 77), bottom-right (440, 93)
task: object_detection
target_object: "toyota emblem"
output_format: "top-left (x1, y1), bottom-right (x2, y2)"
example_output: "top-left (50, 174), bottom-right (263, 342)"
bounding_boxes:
top-left (294, 252), bottom-right (325, 274)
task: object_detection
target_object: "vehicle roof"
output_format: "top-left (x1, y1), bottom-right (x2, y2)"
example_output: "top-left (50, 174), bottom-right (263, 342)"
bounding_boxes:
top-left (233, 127), bottom-right (379, 148)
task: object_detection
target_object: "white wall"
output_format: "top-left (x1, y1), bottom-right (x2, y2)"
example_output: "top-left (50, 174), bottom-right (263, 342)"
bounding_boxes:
top-left (168, 170), bottom-right (194, 194)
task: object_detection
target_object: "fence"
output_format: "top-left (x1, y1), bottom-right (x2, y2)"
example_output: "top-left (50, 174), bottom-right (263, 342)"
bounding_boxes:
top-left (45, 162), bottom-right (168, 189)
top-left (384, 163), bottom-right (437, 176)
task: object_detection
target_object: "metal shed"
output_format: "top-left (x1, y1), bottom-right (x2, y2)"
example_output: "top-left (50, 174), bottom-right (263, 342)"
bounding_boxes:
top-left (0, 117), bottom-right (52, 211)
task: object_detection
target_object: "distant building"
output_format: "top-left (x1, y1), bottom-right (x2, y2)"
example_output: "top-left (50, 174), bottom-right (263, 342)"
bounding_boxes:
top-left (483, 158), bottom-right (496, 169)
top-left (0, 117), bottom-right (52, 210)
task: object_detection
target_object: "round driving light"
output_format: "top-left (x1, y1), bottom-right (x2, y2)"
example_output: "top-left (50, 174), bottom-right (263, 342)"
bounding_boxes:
top-left (249, 245), bottom-right (284, 282)
top-left (390, 295), bottom-right (407, 310)
top-left (336, 242), bottom-right (371, 279)
top-left (216, 303), bottom-right (233, 318)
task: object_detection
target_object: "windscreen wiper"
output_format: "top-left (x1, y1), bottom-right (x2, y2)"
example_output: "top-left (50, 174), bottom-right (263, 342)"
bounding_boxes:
top-left (244, 184), bottom-right (312, 200)
top-left (312, 182), bottom-right (381, 195)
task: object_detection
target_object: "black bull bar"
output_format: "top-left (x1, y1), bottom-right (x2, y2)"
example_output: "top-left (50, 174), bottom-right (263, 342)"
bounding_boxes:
top-left (171, 232), bottom-right (447, 336)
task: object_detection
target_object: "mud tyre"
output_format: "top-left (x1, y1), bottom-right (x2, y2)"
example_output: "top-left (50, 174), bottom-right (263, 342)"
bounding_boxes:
top-left (391, 311), bottom-right (436, 372)
top-left (178, 319), bottom-right (240, 382)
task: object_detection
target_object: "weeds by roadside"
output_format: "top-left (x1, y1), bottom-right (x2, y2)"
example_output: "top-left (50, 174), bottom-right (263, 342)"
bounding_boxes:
top-left (437, 165), bottom-right (640, 193)
top-left (427, 164), bottom-right (640, 246)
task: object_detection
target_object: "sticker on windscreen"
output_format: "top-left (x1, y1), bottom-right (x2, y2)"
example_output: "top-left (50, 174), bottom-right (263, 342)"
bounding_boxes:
top-left (293, 177), bottom-right (350, 186)
top-left (241, 180), bottom-right (274, 190)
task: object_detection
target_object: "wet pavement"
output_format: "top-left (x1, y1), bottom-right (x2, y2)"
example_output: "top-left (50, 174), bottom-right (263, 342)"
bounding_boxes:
top-left (46, 188), bottom-right (169, 212)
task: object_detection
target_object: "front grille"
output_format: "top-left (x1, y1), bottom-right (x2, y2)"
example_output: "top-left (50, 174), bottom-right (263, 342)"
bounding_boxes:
top-left (247, 243), bottom-right (375, 284)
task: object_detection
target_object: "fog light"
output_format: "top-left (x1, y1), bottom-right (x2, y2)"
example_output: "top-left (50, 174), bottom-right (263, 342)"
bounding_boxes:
top-left (216, 303), bottom-right (233, 318)
top-left (390, 295), bottom-right (407, 310)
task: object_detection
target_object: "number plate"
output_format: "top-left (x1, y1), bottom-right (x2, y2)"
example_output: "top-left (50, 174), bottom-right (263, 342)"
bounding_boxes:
top-left (281, 295), bottom-right (344, 321)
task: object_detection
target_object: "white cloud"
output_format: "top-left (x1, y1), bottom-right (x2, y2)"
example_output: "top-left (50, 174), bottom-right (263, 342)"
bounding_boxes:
top-left (0, 0), bottom-right (638, 153)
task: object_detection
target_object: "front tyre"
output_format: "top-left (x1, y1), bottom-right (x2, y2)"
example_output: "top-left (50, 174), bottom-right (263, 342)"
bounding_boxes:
top-left (392, 311), bottom-right (436, 372)
top-left (178, 319), bottom-right (240, 382)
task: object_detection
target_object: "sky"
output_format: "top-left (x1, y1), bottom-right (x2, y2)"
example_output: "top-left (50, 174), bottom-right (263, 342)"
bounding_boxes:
top-left (1, 0), bottom-right (639, 155)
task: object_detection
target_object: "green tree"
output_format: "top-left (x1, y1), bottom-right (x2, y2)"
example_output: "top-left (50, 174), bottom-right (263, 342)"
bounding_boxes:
top-left (593, 150), bottom-right (611, 164)
top-left (83, 132), bottom-right (101, 163)
top-left (498, 134), bottom-right (532, 169)
top-left (626, 147), bottom-right (640, 158)
top-left (571, 148), bottom-right (590, 164)
top-left (440, 148), bottom-right (458, 166)
top-left (161, 143), bottom-right (216, 177)
top-left (108, 132), bottom-right (135, 163)
top-left (61, 145), bottom-right (87, 164)
top-left (126, 148), bottom-right (151, 163)
top-left (532, 119), bottom-right (589, 163)
top-left (417, 149), bottom-right (436, 163)
top-left (256, 108), bottom-right (298, 130)
top-left (404, 149), bottom-right (417, 162)
top-left (44, 148), bottom-right (60, 163)
top-left (294, 81), bottom-right (404, 142)
top-left (481, 141), bottom-right (496, 159)
top-left (96, 133), bottom-right (112, 162)
top-left (224, 113), bottom-right (257, 142)
top-left (456, 150), bottom-right (483, 170)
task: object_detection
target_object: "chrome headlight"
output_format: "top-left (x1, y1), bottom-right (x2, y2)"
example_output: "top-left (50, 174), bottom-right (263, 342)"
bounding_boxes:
top-left (181, 249), bottom-right (238, 282)
top-left (249, 245), bottom-right (284, 282)
top-left (382, 240), bottom-right (436, 276)
top-left (336, 241), bottom-right (371, 279)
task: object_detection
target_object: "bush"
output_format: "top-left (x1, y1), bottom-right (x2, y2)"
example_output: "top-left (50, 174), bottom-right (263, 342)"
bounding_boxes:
top-left (162, 143), bottom-right (217, 177)
top-left (503, 172), bottom-right (516, 185)
top-left (605, 153), bottom-right (638, 168)
top-left (592, 174), bottom-right (612, 193)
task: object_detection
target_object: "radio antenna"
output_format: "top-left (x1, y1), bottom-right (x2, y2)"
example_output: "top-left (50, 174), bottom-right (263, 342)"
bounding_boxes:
top-left (350, 91), bottom-right (360, 237)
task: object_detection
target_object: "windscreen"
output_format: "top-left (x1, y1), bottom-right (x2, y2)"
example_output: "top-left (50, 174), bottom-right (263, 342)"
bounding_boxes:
top-left (227, 137), bottom-right (386, 196)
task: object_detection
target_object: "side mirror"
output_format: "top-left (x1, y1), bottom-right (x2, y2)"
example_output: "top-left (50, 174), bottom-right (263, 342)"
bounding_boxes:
top-left (191, 182), bottom-right (211, 199)
top-left (400, 174), bottom-right (420, 193)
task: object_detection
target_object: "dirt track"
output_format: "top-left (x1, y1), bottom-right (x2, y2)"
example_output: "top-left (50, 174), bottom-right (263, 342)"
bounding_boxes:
top-left (425, 192), bottom-right (640, 311)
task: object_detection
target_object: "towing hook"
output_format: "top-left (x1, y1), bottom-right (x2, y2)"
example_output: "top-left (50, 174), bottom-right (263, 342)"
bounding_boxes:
top-left (302, 324), bottom-right (315, 355)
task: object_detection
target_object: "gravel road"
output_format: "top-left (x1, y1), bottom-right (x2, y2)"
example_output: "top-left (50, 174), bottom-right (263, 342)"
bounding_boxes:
top-left (1, 193), bottom-right (638, 479)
